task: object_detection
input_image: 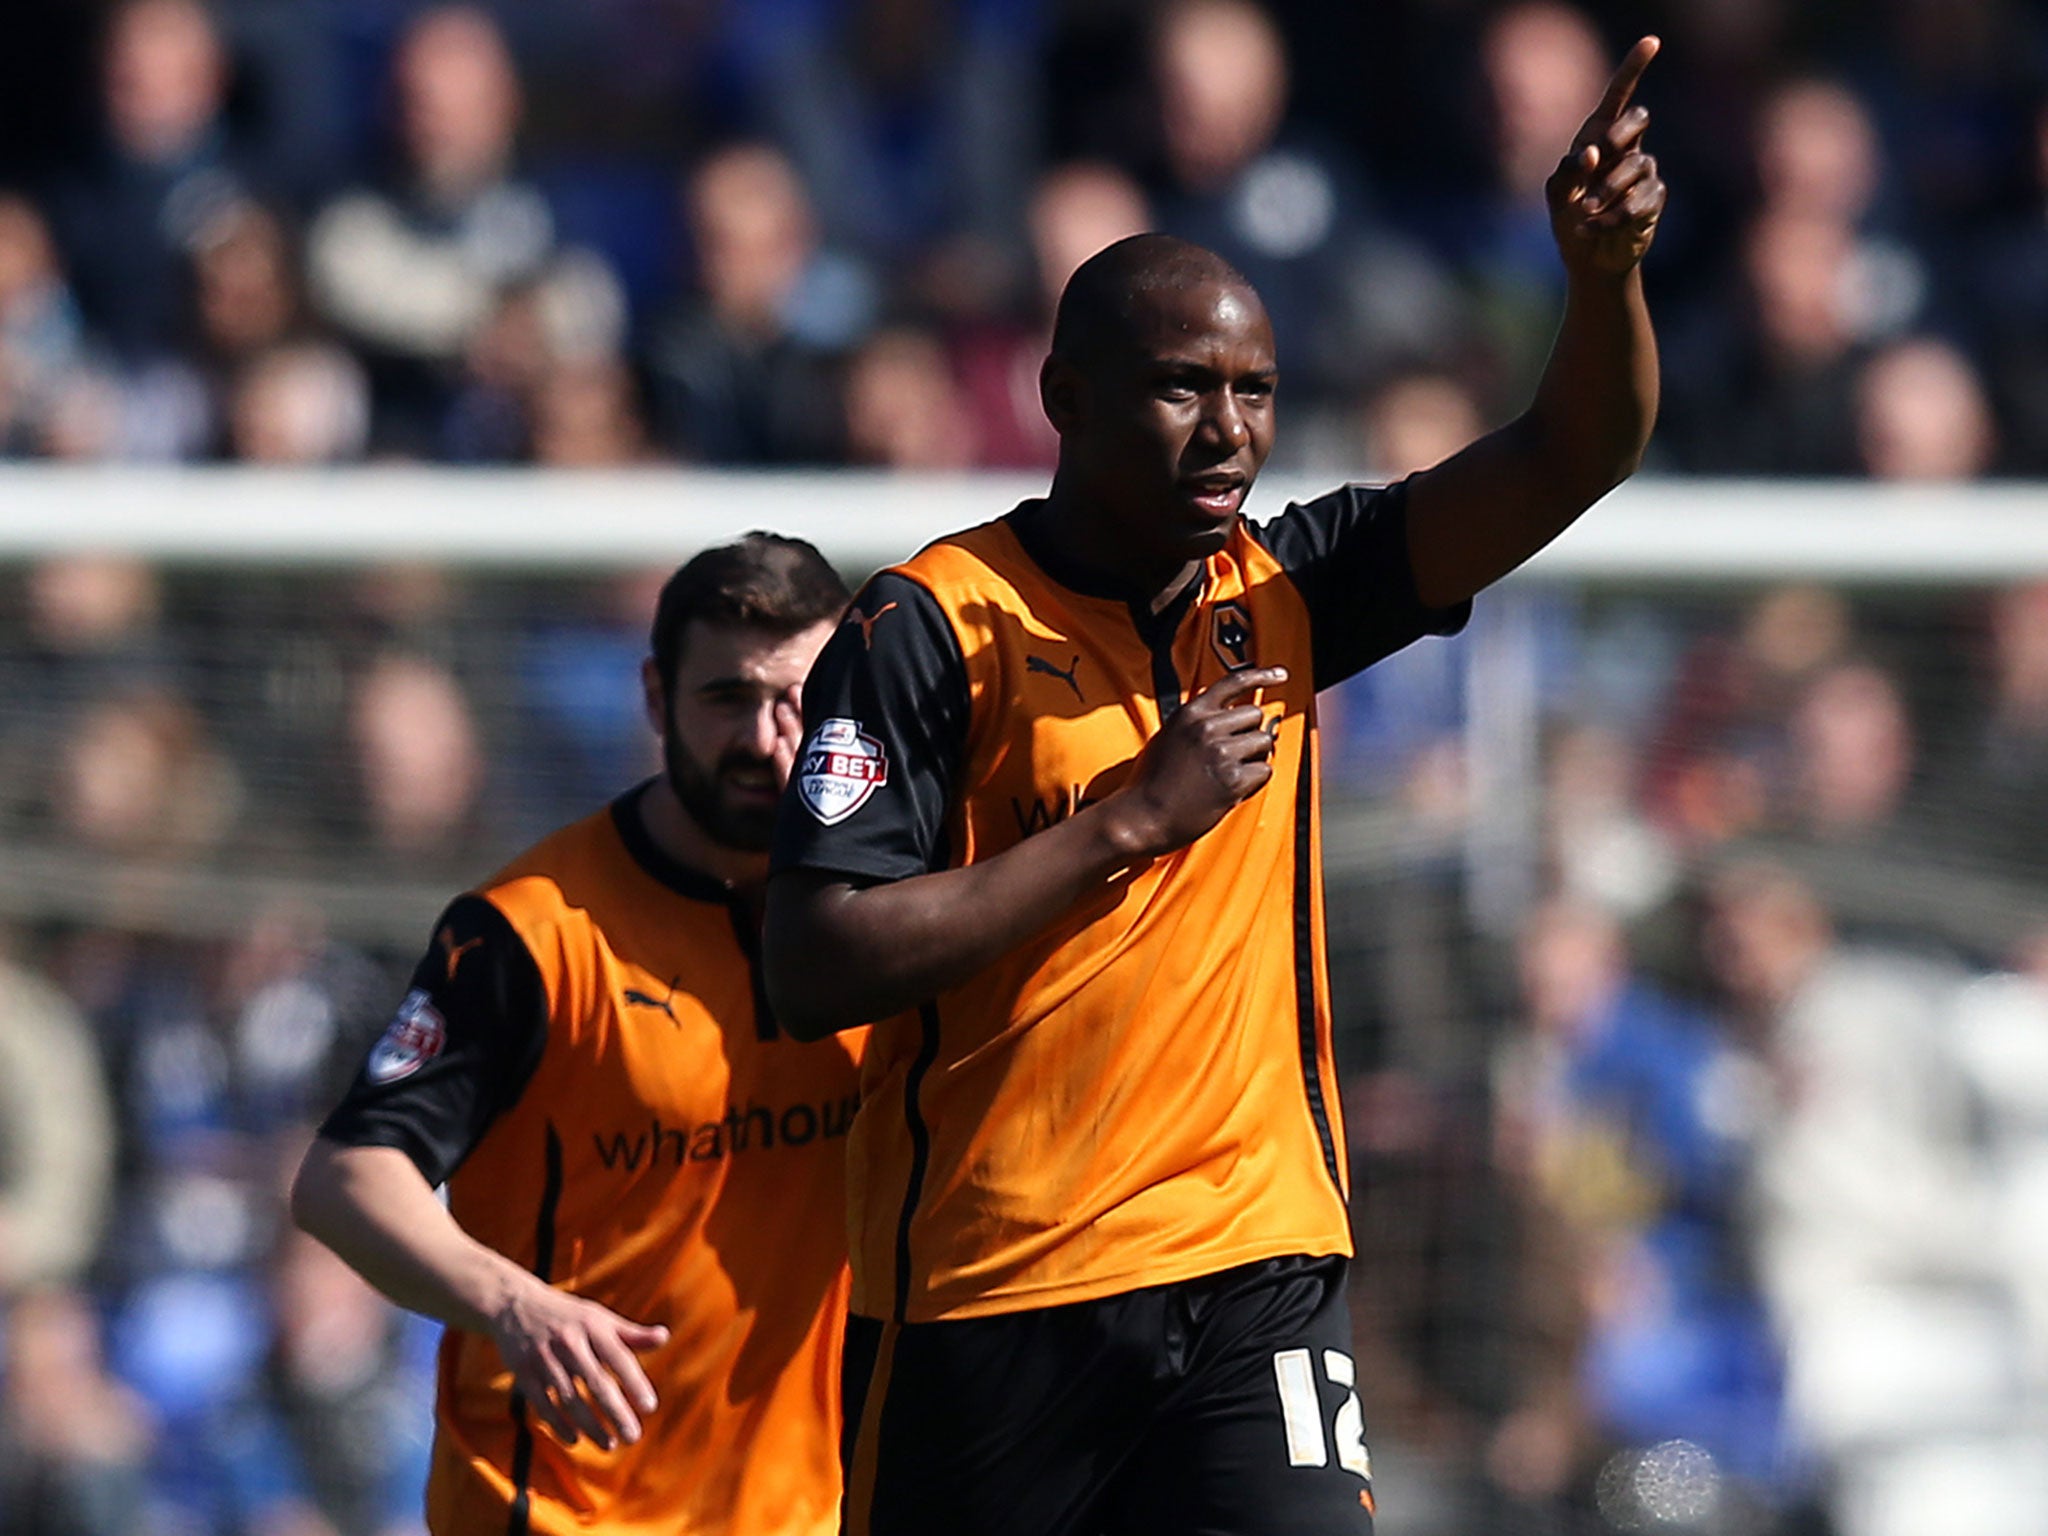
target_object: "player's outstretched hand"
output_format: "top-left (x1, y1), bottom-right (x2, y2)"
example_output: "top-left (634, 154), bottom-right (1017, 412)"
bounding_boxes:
top-left (1546, 35), bottom-right (1665, 276)
top-left (488, 1278), bottom-right (670, 1451)
top-left (1108, 667), bottom-right (1286, 859)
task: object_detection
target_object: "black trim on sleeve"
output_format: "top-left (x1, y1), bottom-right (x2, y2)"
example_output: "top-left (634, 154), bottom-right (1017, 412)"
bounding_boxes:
top-left (771, 572), bottom-right (971, 885)
top-left (317, 895), bottom-right (549, 1187)
top-left (1250, 478), bottom-right (1472, 690)
top-left (1291, 733), bottom-right (1345, 1198)
top-left (505, 1120), bottom-right (565, 1536)
top-left (891, 1001), bottom-right (944, 1324)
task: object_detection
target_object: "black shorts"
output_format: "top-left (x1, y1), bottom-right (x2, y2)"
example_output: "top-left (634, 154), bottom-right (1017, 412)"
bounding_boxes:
top-left (840, 1255), bottom-right (1374, 1536)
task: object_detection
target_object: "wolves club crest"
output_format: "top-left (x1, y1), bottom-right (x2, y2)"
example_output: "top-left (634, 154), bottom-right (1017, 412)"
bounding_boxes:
top-left (798, 718), bottom-right (890, 825)
top-left (1211, 601), bottom-right (1255, 671)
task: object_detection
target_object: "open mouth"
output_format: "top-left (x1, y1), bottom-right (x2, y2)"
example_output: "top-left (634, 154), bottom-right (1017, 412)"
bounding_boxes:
top-left (1181, 475), bottom-right (1248, 518)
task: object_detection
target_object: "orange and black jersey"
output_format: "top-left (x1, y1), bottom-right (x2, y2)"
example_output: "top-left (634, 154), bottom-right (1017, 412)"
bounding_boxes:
top-left (770, 479), bottom-right (1467, 1324)
top-left (323, 787), bottom-right (863, 1536)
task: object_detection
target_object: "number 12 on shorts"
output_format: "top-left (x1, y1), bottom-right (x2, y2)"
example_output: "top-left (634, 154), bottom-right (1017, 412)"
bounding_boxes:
top-left (1272, 1348), bottom-right (1372, 1481)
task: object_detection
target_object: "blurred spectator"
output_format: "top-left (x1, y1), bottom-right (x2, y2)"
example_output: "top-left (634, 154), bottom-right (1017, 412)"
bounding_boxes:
top-left (1452, 1), bottom-right (1610, 399)
top-left (642, 141), bottom-right (861, 465)
top-left (2, 555), bottom-right (177, 832)
top-left (1148, 0), bottom-right (1441, 409)
top-left (344, 650), bottom-right (485, 868)
top-left (1665, 73), bottom-right (1937, 476)
top-left (28, 357), bottom-right (211, 463)
top-left (1965, 93), bottom-right (2048, 475)
top-left (226, 341), bottom-right (370, 465)
top-left (306, 5), bottom-right (624, 456)
top-left (265, 1226), bottom-right (434, 1536)
top-left (0, 1285), bottom-right (154, 1536)
top-left (1852, 335), bottom-right (1999, 481)
top-left (738, 0), bottom-right (1040, 313)
top-left (1647, 583), bottom-right (1857, 850)
top-left (1541, 723), bottom-right (1677, 920)
top-left (45, 0), bottom-right (249, 360)
top-left (1750, 75), bottom-right (1930, 341)
top-left (185, 197), bottom-right (320, 451)
top-left (844, 324), bottom-right (978, 469)
top-left (1922, 580), bottom-right (2048, 886)
top-left (441, 261), bottom-right (632, 463)
top-left (1844, 0), bottom-right (2038, 240)
top-left (0, 195), bottom-right (89, 455)
top-left (1753, 78), bottom-right (1898, 236)
top-left (949, 159), bottom-right (1151, 470)
top-left (1781, 658), bottom-right (1918, 843)
top-left (1671, 208), bottom-right (1870, 476)
top-left (0, 955), bottom-right (117, 1293)
top-left (1491, 896), bottom-right (1783, 1506)
top-left (1357, 369), bottom-right (1486, 482)
top-left (512, 568), bottom-right (667, 829)
top-left (528, 358), bottom-right (656, 467)
top-left (54, 688), bottom-right (242, 860)
top-left (188, 200), bottom-right (300, 366)
top-left (1711, 858), bottom-right (2032, 1536)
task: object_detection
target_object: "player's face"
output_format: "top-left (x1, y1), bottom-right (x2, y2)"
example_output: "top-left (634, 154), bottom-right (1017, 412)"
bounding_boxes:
top-left (656, 618), bottom-right (833, 851)
top-left (1067, 277), bottom-right (1277, 569)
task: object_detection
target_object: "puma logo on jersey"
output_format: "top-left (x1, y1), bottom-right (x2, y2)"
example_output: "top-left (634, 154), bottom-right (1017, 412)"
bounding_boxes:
top-left (623, 976), bottom-right (682, 1025)
top-left (1027, 652), bottom-right (1084, 701)
top-left (437, 925), bottom-right (483, 980)
top-left (844, 600), bottom-right (899, 649)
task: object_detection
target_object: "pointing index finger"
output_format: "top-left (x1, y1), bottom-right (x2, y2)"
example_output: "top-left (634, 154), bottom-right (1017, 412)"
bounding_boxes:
top-left (1199, 666), bottom-right (1289, 710)
top-left (1588, 35), bottom-right (1659, 129)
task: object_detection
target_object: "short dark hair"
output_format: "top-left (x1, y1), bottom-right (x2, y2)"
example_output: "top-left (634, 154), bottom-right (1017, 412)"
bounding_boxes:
top-left (1049, 233), bottom-right (1255, 368)
top-left (649, 532), bottom-right (850, 687)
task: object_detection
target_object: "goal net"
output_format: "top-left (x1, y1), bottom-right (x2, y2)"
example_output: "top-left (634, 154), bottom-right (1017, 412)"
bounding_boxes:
top-left (8, 466), bottom-right (2048, 1536)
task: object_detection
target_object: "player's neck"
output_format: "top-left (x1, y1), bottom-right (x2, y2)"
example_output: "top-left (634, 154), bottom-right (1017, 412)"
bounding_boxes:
top-left (637, 778), bottom-right (770, 910)
top-left (1029, 488), bottom-right (1203, 614)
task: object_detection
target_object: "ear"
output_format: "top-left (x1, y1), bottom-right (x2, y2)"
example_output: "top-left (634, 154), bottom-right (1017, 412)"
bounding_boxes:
top-left (1039, 354), bottom-right (1084, 435)
top-left (640, 657), bottom-right (667, 736)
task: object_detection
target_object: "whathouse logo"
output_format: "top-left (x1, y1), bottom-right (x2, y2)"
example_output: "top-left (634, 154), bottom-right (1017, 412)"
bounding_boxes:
top-left (592, 1094), bottom-right (861, 1171)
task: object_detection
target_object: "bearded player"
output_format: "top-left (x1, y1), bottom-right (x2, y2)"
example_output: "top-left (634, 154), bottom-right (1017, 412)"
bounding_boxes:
top-left (294, 534), bottom-right (861, 1536)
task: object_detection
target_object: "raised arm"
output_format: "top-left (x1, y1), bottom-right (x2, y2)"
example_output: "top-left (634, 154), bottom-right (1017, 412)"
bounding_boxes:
top-left (764, 666), bottom-right (1288, 1038)
top-left (1407, 35), bottom-right (1666, 609)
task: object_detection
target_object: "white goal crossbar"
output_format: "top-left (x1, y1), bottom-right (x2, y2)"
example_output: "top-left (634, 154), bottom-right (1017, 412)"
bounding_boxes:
top-left (0, 467), bottom-right (2044, 583)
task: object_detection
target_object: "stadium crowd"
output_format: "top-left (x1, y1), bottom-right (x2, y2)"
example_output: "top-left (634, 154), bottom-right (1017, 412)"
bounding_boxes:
top-left (7, 2), bottom-right (2048, 1535)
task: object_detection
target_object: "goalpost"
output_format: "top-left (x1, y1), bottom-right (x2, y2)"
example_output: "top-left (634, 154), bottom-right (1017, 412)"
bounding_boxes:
top-left (3, 465), bottom-right (2047, 578)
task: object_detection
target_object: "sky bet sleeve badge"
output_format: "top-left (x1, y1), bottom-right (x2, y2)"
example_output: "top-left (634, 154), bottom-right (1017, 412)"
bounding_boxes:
top-left (367, 988), bottom-right (448, 1082)
top-left (798, 717), bottom-right (890, 825)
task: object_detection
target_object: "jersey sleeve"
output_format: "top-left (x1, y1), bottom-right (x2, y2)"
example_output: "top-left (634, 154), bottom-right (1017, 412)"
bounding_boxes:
top-left (317, 894), bottom-right (548, 1187)
top-left (771, 571), bottom-right (970, 883)
top-left (1252, 478), bottom-right (1473, 690)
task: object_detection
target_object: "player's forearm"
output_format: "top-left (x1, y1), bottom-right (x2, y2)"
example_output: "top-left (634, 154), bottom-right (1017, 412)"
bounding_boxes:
top-left (766, 802), bottom-right (1148, 1038)
top-left (290, 1138), bottom-right (533, 1334)
top-left (1526, 263), bottom-right (1658, 500)
top-left (1408, 267), bottom-right (1656, 608)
